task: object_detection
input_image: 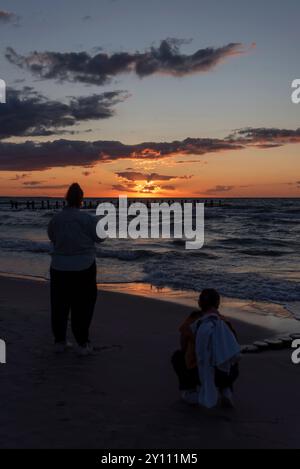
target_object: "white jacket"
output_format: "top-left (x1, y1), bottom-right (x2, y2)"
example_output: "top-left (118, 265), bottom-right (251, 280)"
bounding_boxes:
top-left (48, 207), bottom-right (99, 271)
top-left (193, 314), bottom-right (240, 408)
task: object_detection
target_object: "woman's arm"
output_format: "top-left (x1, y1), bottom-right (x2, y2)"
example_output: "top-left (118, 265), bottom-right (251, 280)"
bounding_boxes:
top-left (89, 214), bottom-right (105, 243)
top-left (47, 218), bottom-right (55, 243)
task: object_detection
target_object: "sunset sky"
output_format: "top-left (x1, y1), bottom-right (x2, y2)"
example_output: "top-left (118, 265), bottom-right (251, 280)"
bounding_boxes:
top-left (0, 0), bottom-right (300, 197)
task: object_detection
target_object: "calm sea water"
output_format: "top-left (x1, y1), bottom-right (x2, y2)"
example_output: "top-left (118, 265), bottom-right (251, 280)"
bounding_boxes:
top-left (0, 198), bottom-right (299, 313)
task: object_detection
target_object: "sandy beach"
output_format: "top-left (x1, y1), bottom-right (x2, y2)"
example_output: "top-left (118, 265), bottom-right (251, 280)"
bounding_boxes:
top-left (0, 275), bottom-right (300, 449)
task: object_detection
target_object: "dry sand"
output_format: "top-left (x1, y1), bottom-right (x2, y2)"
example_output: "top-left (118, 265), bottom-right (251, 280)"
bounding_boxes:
top-left (0, 276), bottom-right (300, 449)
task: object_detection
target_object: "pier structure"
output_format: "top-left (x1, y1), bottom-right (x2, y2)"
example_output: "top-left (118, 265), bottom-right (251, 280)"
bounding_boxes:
top-left (5, 198), bottom-right (227, 211)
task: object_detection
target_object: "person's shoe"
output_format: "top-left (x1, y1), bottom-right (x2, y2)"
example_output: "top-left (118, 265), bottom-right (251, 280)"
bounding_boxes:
top-left (220, 388), bottom-right (234, 409)
top-left (181, 390), bottom-right (198, 405)
top-left (54, 341), bottom-right (72, 354)
top-left (76, 343), bottom-right (94, 357)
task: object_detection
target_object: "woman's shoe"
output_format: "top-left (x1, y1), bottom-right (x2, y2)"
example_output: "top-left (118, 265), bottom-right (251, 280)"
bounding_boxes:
top-left (77, 343), bottom-right (94, 357)
top-left (54, 341), bottom-right (72, 353)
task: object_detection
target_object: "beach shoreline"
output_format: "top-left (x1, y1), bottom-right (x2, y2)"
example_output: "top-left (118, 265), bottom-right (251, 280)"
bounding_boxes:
top-left (0, 270), bottom-right (299, 339)
top-left (1, 275), bottom-right (300, 448)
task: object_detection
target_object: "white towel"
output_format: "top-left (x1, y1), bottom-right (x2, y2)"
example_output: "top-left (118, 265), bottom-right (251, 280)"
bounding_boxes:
top-left (193, 314), bottom-right (240, 408)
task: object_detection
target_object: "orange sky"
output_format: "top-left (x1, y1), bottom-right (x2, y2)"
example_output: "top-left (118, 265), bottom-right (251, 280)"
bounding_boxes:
top-left (2, 1), bottom-right (300, 199)
top-left (1, 142), bottom-right (300, 198)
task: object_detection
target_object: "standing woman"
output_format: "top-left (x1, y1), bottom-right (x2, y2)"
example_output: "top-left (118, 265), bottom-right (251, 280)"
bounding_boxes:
top-left (48, 183), bottom-right (100, 356)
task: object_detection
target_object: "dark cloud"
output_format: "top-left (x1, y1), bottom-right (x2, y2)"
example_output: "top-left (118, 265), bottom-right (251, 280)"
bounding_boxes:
top-left (161, 184), bottom-right (176, 191)
top-left (2, 123), bottom-right (300, 172)
top-left (0, 10), bottom-right (19, 25)
top-left (0, 137), bottom-right (244, 171)
top-left (22, 183), bottom-right (69, 190)
top-left (229, 127), bottom-right (300, 147)
top-left (10, 173), bottom-right (29, 181)
top-left (116, 171), bottom-right (192, 182)
top-left (286, 181), bottom-right (300, 188)
top-left (6, 39), bottom-right (253, 85)
top-left (176, 159), bottom-right (207, 164)
top-left (205, 185), bottom-right (235, 194)
top-left (114, 171), bottom-right (188, 193)
top-left (0, 88), bottom-right (128, 139)
top-left (23, 180), bottom-right (43, 186)
top-left (111, 183), bottom-right (136, 192)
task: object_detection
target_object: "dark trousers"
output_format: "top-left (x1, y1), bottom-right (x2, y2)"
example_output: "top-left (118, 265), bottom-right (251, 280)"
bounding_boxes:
top-left (50, 262), bottom-right (97, 346)
top-left (171, 350), bottom-right (239, 391)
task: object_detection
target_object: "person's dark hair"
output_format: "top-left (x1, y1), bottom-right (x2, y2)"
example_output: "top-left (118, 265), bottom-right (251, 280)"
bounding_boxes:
top-left (198, 288), bottom-right (220, 312)
top-left (65, 183), bottom-right (84, 208)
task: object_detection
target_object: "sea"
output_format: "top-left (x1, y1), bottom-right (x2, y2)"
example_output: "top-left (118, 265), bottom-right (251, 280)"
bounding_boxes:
top-left (0, 197), bottom-right (299, 319)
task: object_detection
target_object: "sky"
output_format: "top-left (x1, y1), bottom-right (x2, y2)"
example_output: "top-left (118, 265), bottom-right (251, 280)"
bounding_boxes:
top-left (0, 0), bottom-right (299, 197)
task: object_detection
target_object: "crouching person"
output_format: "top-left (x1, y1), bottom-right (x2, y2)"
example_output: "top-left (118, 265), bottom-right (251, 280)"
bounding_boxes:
top-left (172, 289), bottom-right (240, 408)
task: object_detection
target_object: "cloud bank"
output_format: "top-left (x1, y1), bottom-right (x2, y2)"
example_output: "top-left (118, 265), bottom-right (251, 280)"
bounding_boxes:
top-left (229, 127), bottom-right (300, 148)
top-left (6, 39), bottom-right (253, 85)
top-left (205, 185), bottom-right (235, 194)
top-left (0, 126), bottom-right (299, 172)
top-left (115, 171), bottom-right (192, 182)
top-left (0, 137), bottom-right (243, 171)
top-left (114, 170), bottom-right (192, 193)
top-left (0, 88), bottom-right (128, 139)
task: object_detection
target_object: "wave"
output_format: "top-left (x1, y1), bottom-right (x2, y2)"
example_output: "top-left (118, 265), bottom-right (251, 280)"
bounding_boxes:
top-left (0, 235), bottom-right (218, 261)
top-left (0, 238), bottom-right (51, 253)
top-left (142, 257), bottom-right (300, 303)
top-left (238, 248), bottom-right (292, 257)
top-left (212, 236), bottom-right (289, 249)
top-left (96, 248), bottom-right (156, 261)
top-left (96, 247), bottom-right (218, 261)
top-left (284, 207), bottom-right (300, 215)
top-left (276, 218), bottom-right (300, 225)
top-left (41, 211), bottom-right (55, 218)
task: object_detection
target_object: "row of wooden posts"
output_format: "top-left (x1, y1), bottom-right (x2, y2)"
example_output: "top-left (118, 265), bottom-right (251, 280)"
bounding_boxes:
top-left (8, 199), bottom-right (225, 210)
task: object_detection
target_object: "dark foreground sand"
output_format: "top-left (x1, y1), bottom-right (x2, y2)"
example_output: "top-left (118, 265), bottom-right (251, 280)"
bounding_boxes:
top-left (0, 276), bottom-right (300, 449)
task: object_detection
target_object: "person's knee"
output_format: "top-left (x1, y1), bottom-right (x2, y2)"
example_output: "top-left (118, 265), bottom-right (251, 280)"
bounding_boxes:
top-left (171, 350), bottom-right (184, 366)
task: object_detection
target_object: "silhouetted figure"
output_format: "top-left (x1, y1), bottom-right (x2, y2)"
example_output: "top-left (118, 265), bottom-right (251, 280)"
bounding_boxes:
top-left (48, 183), bottom-right (102, 356)
top-left (172, 289), bottom-right (240, 409)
